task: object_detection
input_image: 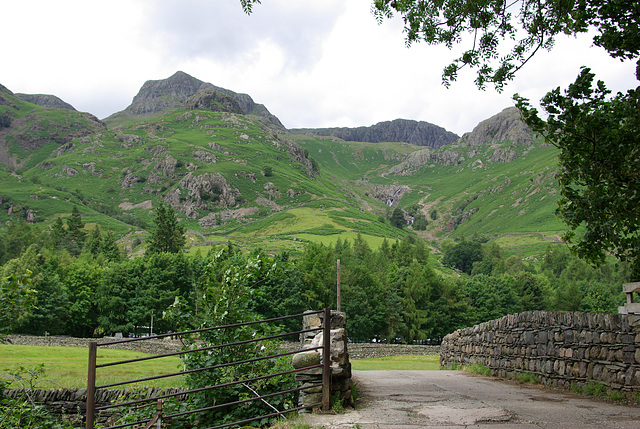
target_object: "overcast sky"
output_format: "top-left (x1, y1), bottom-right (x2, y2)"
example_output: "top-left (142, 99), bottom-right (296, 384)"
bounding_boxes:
top-left (2, 0), bottom-right (637, 136)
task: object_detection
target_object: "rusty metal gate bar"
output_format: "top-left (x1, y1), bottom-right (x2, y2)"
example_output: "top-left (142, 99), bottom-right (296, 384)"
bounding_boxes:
top-left (86, 308), bottom-right (331, 429)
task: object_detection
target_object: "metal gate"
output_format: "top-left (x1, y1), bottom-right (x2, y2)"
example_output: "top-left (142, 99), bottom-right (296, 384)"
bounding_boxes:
top-left (86, 308), bottom-right (331, 429)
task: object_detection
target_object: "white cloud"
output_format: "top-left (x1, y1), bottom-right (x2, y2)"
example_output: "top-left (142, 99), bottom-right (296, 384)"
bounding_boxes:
top-left (1, 0), bottom-right (636, 135)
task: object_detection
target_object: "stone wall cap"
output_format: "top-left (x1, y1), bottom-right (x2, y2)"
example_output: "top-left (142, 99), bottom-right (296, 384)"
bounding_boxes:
top-left (623, 282), bottom-right (640, 293)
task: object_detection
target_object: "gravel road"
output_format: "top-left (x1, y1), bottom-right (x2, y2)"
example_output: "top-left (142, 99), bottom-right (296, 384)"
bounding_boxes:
top-left (301, 370), bottom-right (640, 428)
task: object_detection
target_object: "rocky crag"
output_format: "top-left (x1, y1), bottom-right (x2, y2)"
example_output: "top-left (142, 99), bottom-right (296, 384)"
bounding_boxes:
top-left (292, 118), bottom-right (459, 148)
top-left (15, 93), bottom-right (77, 111)
top-left (457, 106), bottom-right (534, 148)
top-left (105, 71), bottom-right (284, 128)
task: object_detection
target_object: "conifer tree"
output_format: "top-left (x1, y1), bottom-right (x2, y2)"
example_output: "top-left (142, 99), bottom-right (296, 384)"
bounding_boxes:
top-left (147, 203), bottom-right (186, 254)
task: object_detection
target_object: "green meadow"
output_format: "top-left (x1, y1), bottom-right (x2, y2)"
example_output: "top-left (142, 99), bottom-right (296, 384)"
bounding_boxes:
top-left (0, 345), bottom-right (439, 390)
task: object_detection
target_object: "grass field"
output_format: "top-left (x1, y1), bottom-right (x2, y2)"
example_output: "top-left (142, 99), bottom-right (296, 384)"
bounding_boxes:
top-left (350, 355), bottom-right (440, 371)
top-left (0, 345), bottom-right (184, 389)
top-left (0, 345), bottom-right (440, 389)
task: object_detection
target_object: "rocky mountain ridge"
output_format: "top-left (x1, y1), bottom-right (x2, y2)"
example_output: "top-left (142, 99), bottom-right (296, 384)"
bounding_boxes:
top-left (292, 118), bottom-right (459, 148)
top-left (15, 93), bottom-right (77, 111)
top-left (104, 71), bottom-right (284, 128)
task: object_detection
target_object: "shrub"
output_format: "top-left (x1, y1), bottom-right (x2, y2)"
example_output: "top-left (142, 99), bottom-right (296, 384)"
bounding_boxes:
top-left (0, 112), bottom-right (11, 128)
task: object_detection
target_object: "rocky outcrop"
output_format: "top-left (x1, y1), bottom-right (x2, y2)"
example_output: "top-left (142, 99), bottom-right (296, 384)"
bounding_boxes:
top-left (457, 107), bottom-right (534, 147)
top-left (105, 71), bottom-right (284, 128)
top-left (388, 148), bottom-right (466, 175)
top-left (386, 108), bottom-right (536, 174)
top-left (369, 184), bottom-right (409, 206)
top-left (292, 118), bottom-right (458, 148)
top-left (184, 89), bottom-right (245, 114)
top-left (198, 207), bottom-right (259, 227)
top-left (15, 93), bottom-right (77, 110)
top-left (164, 172), bottom-right (240, 218)
top-left (5, 110), bottom-right (105, 152)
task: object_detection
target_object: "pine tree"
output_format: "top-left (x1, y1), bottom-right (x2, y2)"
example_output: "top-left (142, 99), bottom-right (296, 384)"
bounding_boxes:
top-left (51, 217), bottom-right (67, 249)
top-left (65, 206), bottom-right (86, 256)
top-left (147, 203), bottom-right (186, 254)
top-left (101, 231), bottom-right (121, 261)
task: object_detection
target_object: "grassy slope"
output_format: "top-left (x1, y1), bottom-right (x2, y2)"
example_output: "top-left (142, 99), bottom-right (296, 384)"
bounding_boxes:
top-left (293, 134), bottom-right (564, 255)
top-left (1, 95), bottom-right (566, 258)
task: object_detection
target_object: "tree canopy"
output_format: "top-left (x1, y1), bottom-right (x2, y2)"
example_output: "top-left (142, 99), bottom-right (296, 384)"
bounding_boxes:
top-left (516, 70), bottom-right (640, 277)
top-left (371, 0), bottom-right (639, 89)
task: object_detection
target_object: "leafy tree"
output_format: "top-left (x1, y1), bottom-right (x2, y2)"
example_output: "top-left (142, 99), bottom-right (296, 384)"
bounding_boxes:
top-left (513, 272), bottom-right (551, 311)
top-left (390, 207), bottom-right (405, 228)
top-left (298, 242), bottom-right (336, 308)
top-left (341, 264), bottom-right (386, 341)
top-left (249, 251), bottom-right (309, 331)
top-left (50, 217), bottom-right (67, 250)
top-left (147, 203), bottom-right (186, 254)
top-left (441, 240), bottom-right (483, 275)
top-left (516, 70), bottom-right (640, 277)
top-left (370, 0), bottom-right (639, 89)
top-left (413, 213), bottom-right (428, 230)
top-left (166, 249), bottom-right (298, 427)
top-left (0, 219), bottom-right (40, 265)
top-left (0, 271), bottom-right (35, 342)
top-left (580, 281), bottom-right (617, 313)
top-left (552, 278), bottom-right (583, 312)
top-left (541, 244), bottom-right (572, 278)
top-left (97, 252), bottom-right (199, 336)
top-left (63, 260), bottom-right (102, 337)
top-left (101, 230), bottom-right (122, 261)
top-left (462, 275), bottom-right (519, 325)
top-left (84, 225), bottom-right (103, 256)
top-left (429, 208), bottom-right (438, 221)
top-left (83, 226), bottom-right (121, 261)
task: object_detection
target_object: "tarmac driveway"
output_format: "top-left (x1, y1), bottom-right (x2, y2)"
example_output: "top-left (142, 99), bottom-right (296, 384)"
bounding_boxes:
top-left (301, 370), bottom-right (640, 428)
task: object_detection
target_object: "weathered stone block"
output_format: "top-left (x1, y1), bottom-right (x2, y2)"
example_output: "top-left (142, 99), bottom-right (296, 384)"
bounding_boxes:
top-left (301, 382), bottom-right (323, 394)
top-left (292, 351), bottom-right (321, 369)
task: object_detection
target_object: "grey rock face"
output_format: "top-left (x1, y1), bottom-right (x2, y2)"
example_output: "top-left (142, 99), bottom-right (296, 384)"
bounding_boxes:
top-left (292, 118), bottom-right (459, 148)
top-left (457, 107), bottom-right (534, 147)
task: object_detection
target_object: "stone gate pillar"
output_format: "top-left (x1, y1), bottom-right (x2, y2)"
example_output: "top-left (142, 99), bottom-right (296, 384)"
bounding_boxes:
top-left (293, 310), bottom-right (353, 411)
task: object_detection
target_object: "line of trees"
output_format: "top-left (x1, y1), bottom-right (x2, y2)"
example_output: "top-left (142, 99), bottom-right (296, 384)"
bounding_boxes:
top-left (1, 215), bottom-right (627, 341)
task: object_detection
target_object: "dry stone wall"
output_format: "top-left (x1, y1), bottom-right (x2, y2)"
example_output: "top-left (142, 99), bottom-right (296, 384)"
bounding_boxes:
top-left (440, 311), bottom-right (640, 394)
top-left (3, 387), bottom-right (187, 427)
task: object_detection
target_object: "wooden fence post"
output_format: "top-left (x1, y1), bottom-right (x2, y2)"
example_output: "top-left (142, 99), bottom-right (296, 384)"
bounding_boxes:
top-left (86, 341), bottom-right (97, 429)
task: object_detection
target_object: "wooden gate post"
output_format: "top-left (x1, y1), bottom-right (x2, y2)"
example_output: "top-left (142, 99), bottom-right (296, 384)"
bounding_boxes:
top-left (86, 341), bottom-right (97, 429)
top-left (322, 307), bottom-right (332, 411)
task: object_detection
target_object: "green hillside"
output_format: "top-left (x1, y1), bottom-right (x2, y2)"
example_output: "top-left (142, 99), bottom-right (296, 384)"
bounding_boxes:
top-left (0, 77), bottom-right (566, 260)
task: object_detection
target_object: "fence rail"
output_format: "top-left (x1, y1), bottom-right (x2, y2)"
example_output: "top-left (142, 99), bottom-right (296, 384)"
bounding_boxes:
top-left (86, 309), bottom-right (331, 429)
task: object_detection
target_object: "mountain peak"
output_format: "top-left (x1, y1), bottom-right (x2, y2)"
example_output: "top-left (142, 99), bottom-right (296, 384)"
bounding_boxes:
top-left (457, 107), bottom-right (534, 147)
top-left (105, 71), bottom-right (284, 128)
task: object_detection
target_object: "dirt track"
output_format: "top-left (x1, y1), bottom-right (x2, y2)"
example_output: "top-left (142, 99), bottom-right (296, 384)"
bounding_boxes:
top-left (301, 370), bottom-right (640, 428)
